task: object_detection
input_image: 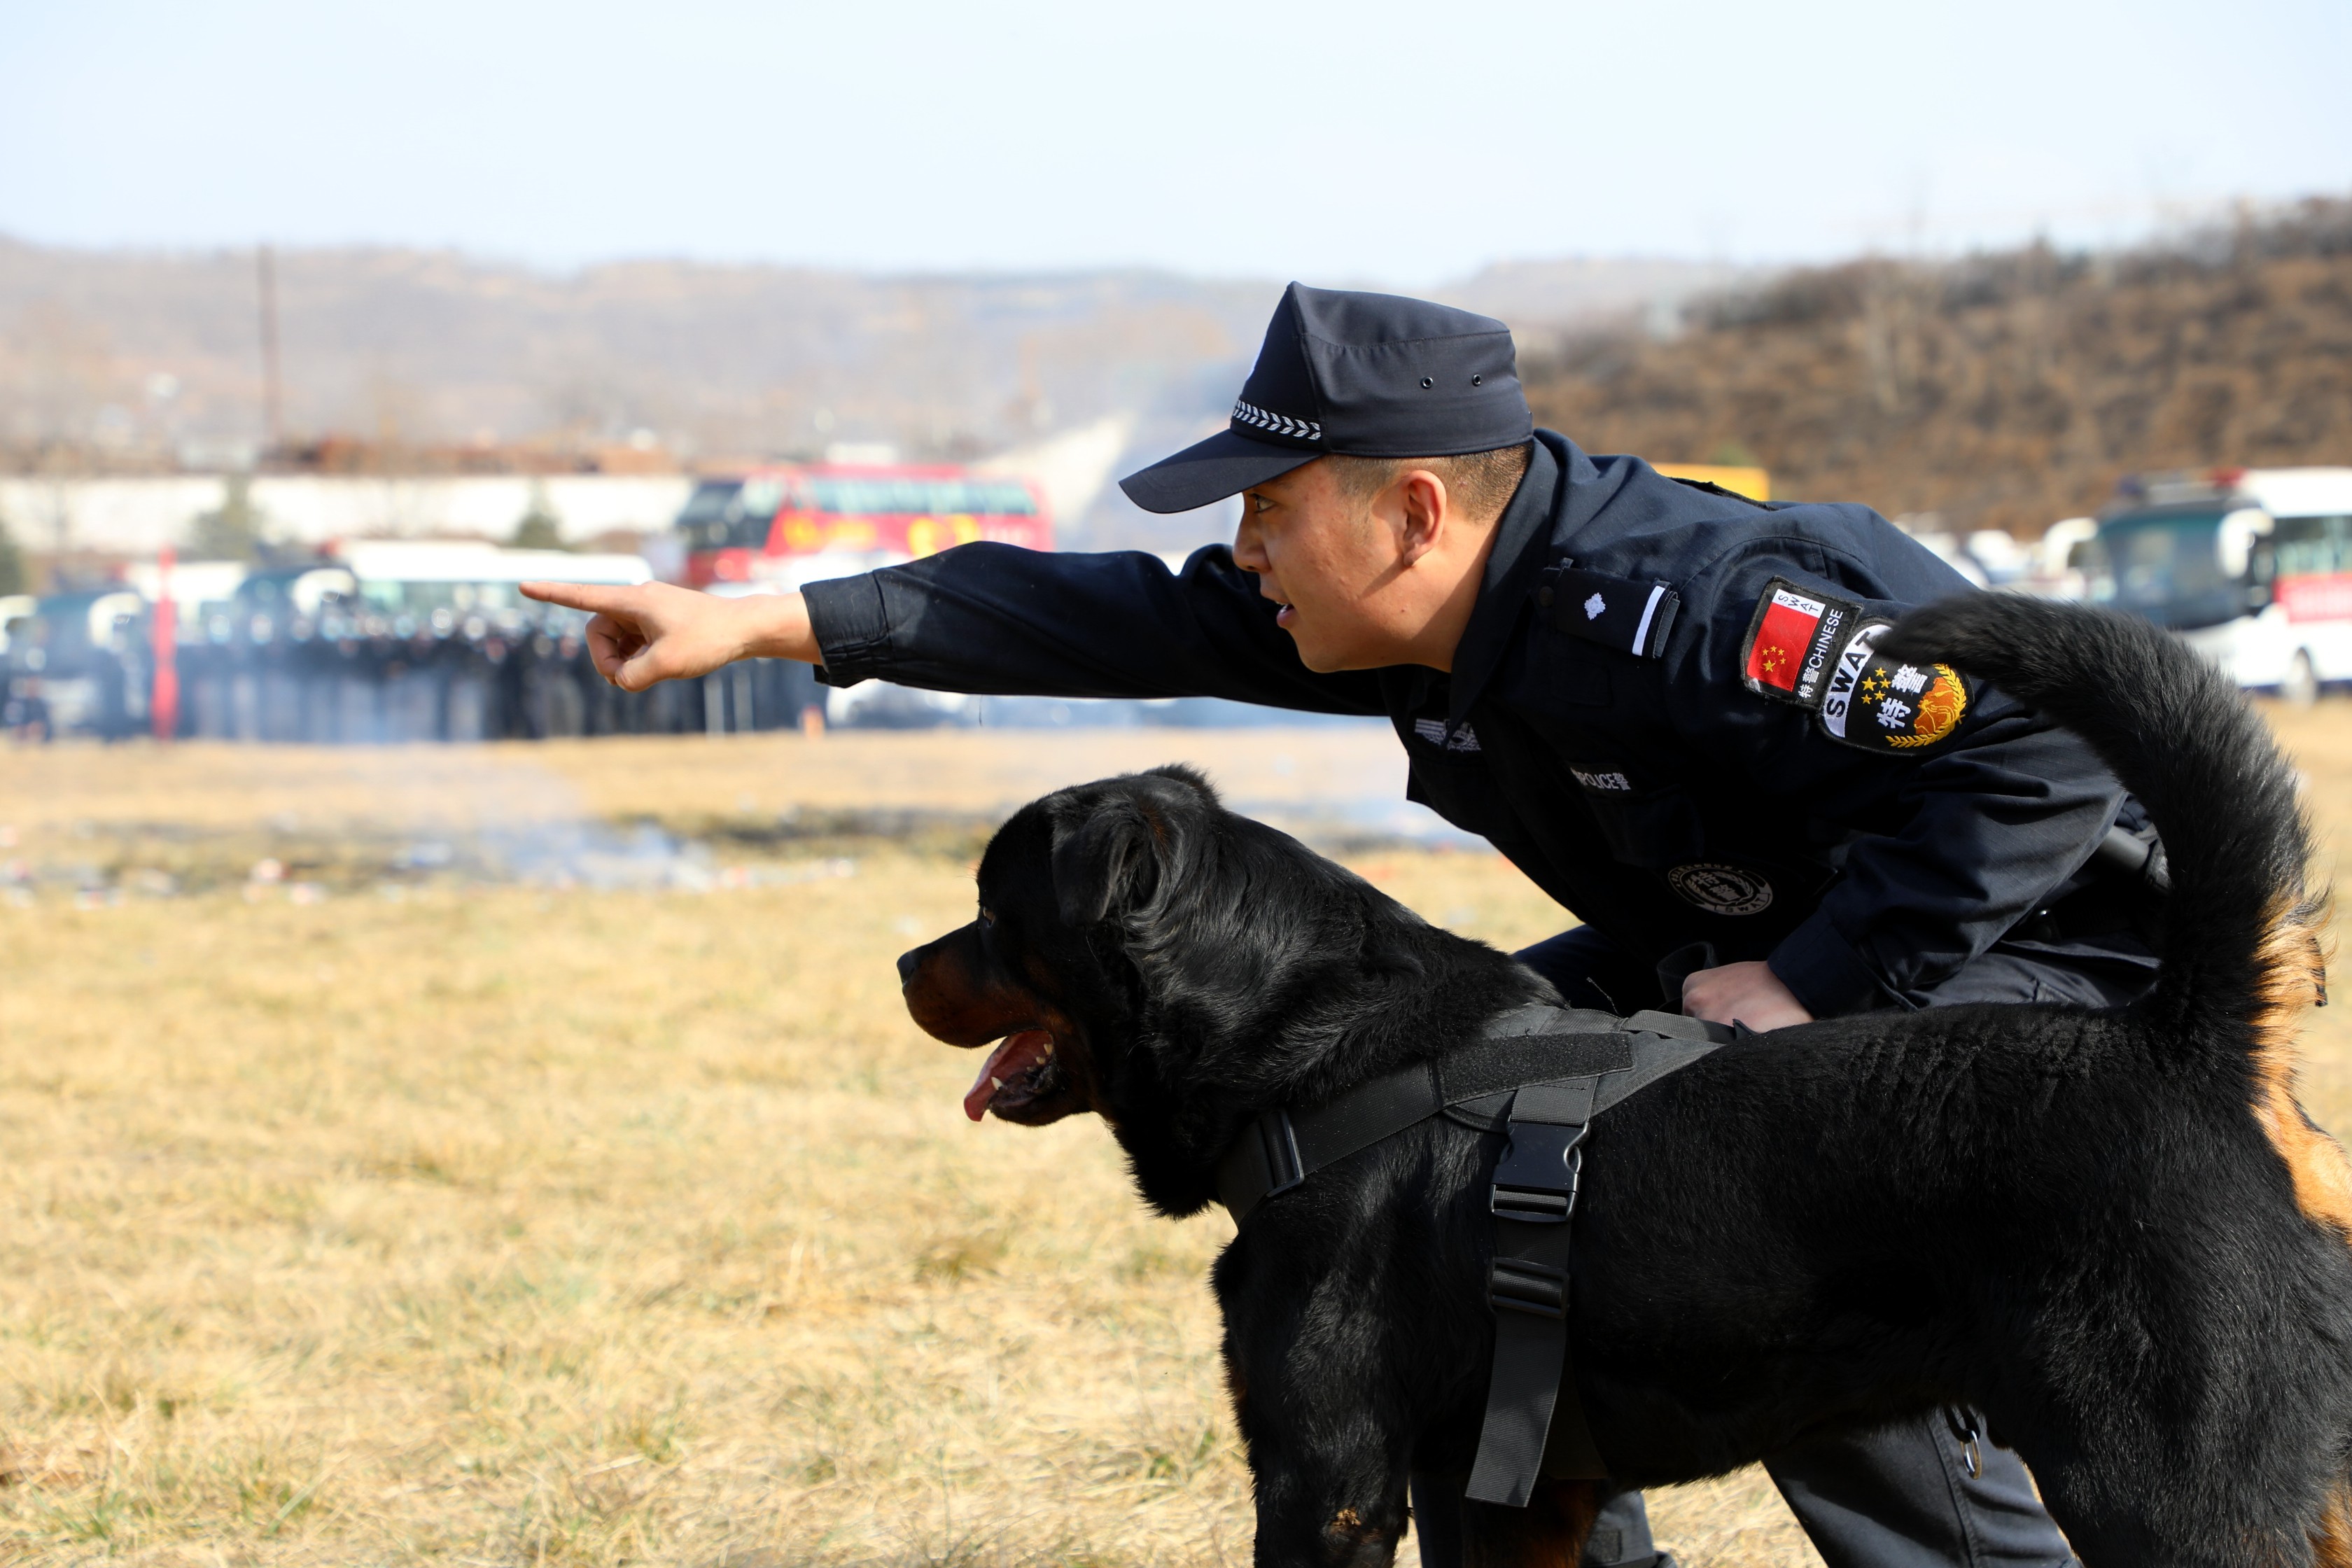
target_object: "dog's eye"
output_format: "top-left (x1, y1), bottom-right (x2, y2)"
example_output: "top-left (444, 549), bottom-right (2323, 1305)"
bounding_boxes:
top-left (978, 906), bottom-right (996, 928)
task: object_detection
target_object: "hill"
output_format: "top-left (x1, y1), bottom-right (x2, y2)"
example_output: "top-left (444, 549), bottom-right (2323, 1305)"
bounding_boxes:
top-left (1522, 197), bottom-right (2352, 534)
top-left (0, 241), bottom-right (1740, 547)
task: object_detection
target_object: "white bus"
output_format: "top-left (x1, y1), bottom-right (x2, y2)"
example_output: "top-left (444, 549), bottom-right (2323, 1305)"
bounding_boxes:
top-left (2085, 467), bottom-right (2352, 703)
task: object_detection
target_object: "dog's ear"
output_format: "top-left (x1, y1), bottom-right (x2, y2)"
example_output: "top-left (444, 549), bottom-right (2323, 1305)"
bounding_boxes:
top-left (1051, 774), bottom-right (1203, 927)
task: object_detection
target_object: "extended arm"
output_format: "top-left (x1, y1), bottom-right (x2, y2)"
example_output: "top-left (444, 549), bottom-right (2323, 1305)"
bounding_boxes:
top-left (524, 543), bottom-right (1386, 713)
top-left (806, 542), bottom-right (1385, 712)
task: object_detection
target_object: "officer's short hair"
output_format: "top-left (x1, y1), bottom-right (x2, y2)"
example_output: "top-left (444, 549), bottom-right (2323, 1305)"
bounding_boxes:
top-left (1326, 441), bottom-right (1534, 523)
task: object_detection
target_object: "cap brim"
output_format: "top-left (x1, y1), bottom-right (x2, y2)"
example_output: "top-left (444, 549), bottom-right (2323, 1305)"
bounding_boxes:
top-left (1116, 428), bottom-right (1319, 515)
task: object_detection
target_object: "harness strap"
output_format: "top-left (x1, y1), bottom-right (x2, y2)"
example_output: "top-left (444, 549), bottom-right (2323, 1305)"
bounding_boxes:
top-left (1216, 1009), bottom-right (1727, 1222)
top-left (1210, 1002), bottom-right (1734, 1509)
top-left (1467, 1079), bottom-right (1601, 1504)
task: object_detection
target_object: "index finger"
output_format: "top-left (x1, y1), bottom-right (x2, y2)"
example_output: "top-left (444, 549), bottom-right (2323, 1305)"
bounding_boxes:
top-left (520, 580), bottom-right (638, 613)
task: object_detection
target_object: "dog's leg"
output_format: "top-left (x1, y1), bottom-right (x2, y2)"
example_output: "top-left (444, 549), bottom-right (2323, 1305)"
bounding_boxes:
top-left (1455, 1478), bottom-right (1601, 1568)
top-left (1246, 1470), bottom-right (1410, 1568)
top-left (1231, 1364), bottom-right (1412, 1567)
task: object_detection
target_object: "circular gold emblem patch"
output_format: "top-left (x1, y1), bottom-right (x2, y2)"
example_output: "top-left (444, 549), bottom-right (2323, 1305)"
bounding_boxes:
top-left (1665, 862), bottom-right (1775, 917)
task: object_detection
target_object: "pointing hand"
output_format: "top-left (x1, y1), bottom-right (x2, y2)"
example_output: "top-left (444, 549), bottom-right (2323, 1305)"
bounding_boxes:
top-left (517, 582), bottom-right (818, 690)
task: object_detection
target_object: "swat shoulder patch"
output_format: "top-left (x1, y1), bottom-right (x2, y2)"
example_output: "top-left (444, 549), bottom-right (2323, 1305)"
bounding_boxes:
top-left (1740, 578), bottom-right (1862, 708)
top-left (1545, 567), bottom-right (1681, 659)
top-left (1816, 622), bottom-right (1971, 755)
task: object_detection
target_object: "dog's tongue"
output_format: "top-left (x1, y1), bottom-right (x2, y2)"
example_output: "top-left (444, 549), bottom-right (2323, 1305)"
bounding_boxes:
top-left (963, 1030), bottom-right (1054, 1121)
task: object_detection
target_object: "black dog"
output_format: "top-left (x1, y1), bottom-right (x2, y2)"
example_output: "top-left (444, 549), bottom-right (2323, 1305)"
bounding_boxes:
top-left (898, 594), bottom-right (2352, 1567)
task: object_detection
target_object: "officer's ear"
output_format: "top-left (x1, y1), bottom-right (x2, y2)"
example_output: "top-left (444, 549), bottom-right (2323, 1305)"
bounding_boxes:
top-left (1394, 468), bottom-right (1450, 564)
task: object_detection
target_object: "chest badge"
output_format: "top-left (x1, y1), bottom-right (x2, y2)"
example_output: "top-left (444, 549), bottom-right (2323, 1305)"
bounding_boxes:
top-left (1741, 578), bottom-right (1862, 709)
top-left (1666, 862), bottom-right (1774, 917)
top-left (1817, 623), bottom-right (1970, 755)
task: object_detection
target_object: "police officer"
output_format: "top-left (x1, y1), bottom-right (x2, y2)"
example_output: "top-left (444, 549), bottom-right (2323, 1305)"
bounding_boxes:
top-left (527, 284), bottom-right (2160, 1567)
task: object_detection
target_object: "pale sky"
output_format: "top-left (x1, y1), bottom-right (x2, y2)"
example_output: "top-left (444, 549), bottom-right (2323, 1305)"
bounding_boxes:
top-left (4, 0), bottom-right (2346, 284)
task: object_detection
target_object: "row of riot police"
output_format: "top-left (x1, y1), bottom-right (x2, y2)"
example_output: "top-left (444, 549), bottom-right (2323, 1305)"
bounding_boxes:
top-left (4, 597), bottom-right (820, 743)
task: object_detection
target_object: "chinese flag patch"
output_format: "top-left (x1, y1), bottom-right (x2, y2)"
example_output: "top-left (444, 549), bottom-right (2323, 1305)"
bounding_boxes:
top-left (1740, 578), bottom-right (1861, 708)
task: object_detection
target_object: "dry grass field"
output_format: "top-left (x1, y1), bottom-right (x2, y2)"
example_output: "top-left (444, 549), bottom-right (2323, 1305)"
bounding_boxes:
top-left (4, 713), bottom-right (2352, 1566)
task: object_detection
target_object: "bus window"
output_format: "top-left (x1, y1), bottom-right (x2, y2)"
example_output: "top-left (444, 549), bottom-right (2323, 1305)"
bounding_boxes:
top-left (676, 481), bottom-right (782, 550)
top-left (2275, 514), bottom-right (2352, 578)
top-left (2092, 513), bottom-right (2240, 629)
top-left (803, 477), bottom-right (1037, 517)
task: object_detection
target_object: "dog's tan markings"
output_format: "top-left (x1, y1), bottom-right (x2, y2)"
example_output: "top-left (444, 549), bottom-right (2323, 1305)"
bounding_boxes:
top-left (1460, 1477), bottom-right (1600, 1568)
top-left (2248, 892), bottom-right (2352, 1240)
top-left (1316, 1504), bottom-right (1392, 1567)
top-left (2311, 1479), bottom-right (2352, 1568)
top-left (1021, 951), bottom-right (1064, 993)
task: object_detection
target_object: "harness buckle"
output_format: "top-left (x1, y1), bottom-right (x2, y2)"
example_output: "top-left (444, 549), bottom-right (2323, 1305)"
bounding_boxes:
top-left (1488, 1256), bottom-right (1568, 1318)
top-left (1490, 1126), bottom-right (1584, 1224)
top-left (1255, 1109), bottom-right (1306, 1200)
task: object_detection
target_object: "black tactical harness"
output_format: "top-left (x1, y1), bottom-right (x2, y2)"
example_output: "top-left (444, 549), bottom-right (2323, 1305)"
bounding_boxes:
top-left (1214, 1003), bottom-right (1732, 1508)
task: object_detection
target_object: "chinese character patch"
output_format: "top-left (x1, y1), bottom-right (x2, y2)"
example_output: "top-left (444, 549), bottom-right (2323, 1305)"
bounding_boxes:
top-left (1816, 622), bottom-right (1971, 755)
top-left (1740, 578), bottom-right (1861, 708)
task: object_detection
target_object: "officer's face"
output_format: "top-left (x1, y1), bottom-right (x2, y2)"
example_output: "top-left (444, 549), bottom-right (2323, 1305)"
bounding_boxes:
top-left (1233, 461), bottom-right (1403, 672)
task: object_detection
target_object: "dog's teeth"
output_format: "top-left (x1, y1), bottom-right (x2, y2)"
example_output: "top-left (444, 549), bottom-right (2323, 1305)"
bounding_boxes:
top-left (1041, 1040), bottom-right (1054, 1056)
top-left (990, 1077), bottom-right (1004, 1090)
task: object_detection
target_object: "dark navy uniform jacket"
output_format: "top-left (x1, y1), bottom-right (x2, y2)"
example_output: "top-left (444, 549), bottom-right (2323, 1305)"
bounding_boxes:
top-left (803, 430), bottom-right (2129, 1016)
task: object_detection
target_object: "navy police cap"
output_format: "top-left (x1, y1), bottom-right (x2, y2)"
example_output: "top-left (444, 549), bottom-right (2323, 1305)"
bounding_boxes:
top-left (1118, 282), bottom-right (1534, 515)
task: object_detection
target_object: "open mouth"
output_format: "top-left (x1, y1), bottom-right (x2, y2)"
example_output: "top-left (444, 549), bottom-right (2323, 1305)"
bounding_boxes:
top-left (962, 1028), bottom-right (1062, 1121)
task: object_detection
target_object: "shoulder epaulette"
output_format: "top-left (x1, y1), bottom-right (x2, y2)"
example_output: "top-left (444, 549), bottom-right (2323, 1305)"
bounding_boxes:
top-left (1539, 564), bottom-right (1680, 659)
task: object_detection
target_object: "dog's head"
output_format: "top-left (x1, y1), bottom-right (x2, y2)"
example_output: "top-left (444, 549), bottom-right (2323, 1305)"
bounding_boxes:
top-left (898, 764), bottom-right (1530, 1212)
top-left (897, 765), bottom-right (1222, 1129)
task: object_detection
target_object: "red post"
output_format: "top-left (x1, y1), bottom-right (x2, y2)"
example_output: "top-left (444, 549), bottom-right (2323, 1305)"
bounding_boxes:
top-left (151, 545), bottom-right (178, 743)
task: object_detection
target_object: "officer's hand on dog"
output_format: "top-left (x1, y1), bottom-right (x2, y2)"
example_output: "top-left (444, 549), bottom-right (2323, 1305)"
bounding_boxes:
top-left (1681, 960), bottom-right (1813, 1032)
top-left (518, 582), bottom-right (821, 690)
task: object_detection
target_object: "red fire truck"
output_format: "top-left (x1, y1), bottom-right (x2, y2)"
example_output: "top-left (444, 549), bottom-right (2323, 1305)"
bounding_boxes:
top-left (672, 464), bottom-right (1052, 589)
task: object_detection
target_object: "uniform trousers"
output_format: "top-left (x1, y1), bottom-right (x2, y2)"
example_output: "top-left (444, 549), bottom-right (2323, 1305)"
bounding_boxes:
top-left (1408, 923), bottom-right (2160, 1568)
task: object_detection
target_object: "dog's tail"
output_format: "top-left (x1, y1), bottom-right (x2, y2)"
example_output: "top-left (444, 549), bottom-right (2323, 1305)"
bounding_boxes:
top-left (1877, 594), bottom-right (2326, 1056)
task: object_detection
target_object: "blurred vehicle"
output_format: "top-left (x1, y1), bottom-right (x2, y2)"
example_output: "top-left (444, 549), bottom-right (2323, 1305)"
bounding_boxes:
top-left (670, 464), bottom-right (1049, 727)
top-left (2015, 518), bottom-right (2100, 599)
top-left (672, 464), bottom-right (1051, 592)
top-left (4, 587), bottom-right (149, 738)
top-left (327, 540), bottom-right (649, 638)
top-left (123, 559), bottom-right (251, 628)
top-left (0, 594), bottom-right (34, 654)
top-left (1653, 461), bottom-right (1770, 502)
top-left (2082, 467), bottom-right (2352, 702)
top-left (1890, 519), bottom-right (1992, 588)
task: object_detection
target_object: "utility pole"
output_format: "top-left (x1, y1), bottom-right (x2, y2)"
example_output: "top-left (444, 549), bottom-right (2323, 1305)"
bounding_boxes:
top-left (256, 244), bottom-right (284, 454)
